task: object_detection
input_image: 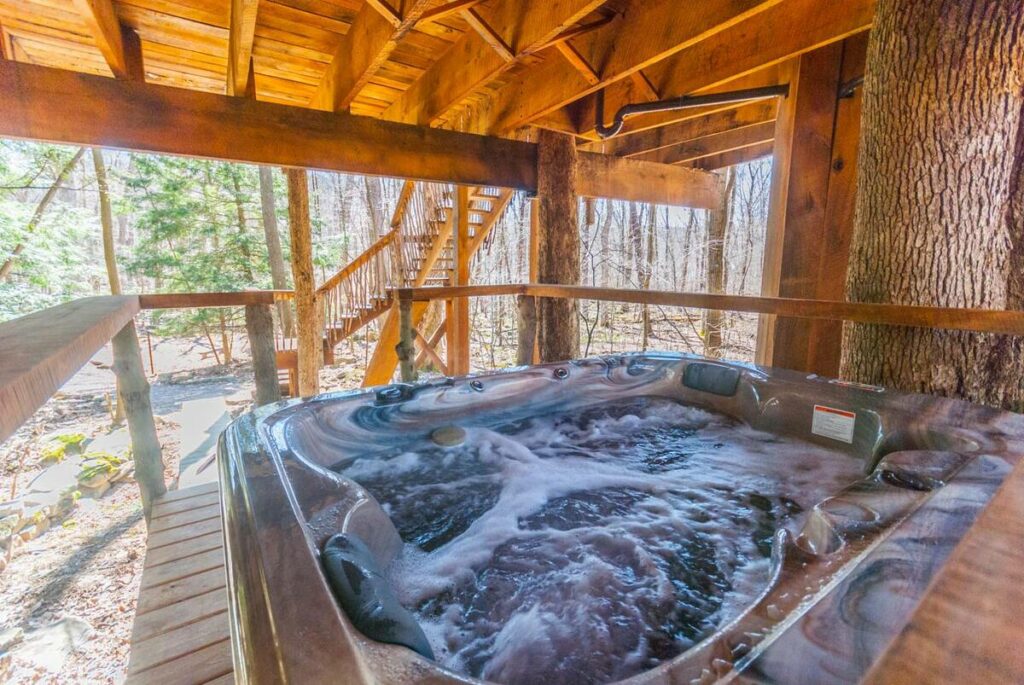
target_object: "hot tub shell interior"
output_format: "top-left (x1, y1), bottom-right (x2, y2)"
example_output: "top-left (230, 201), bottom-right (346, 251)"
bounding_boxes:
top-left (218, 353), bottom-right (1024, 684)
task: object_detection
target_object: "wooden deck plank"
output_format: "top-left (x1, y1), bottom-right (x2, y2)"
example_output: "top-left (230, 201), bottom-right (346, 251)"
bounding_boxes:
top-left (136, 561), bottom-right (226, 616)
top-left (152, 481), bottom-right (219, 506)
top-left (141, 547), bottom-right (225, 589)
top-left (127, 638), bottom-right (234, 685)
top-left (150, 491), bottom-right (220, 519)
top-left (129, 483), bottom-right (233, 685)
top-left (132, 588), bottom-right (229, 643)
top-left (147, 503), bottom-right (222, 534)
top-left (144, 531), bottom-right (223, 568)
top-left (146, 515), bottom-right (222, 550)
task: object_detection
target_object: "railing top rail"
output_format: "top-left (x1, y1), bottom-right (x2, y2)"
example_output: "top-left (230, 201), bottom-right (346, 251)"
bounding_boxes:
top-left (393, 283), bottom-right (1024, 337)
top-left (316, 229), bottom-right (399, 296)
top-left (139, 290), bottom-right (293, 309)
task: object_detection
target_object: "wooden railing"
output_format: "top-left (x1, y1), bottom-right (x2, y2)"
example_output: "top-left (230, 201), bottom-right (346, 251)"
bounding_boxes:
top-left (392, 283), bottom-right (1024, 382)
top-left (0, 291), bottom-right (291, 515)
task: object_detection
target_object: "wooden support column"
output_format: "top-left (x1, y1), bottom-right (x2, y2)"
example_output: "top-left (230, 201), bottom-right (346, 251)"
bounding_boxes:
top-left (448, 186), bottom-right (472, 375)
top-left (110, 321), bottom-right (166, 519)
top-left (755, 36), bottom-right (865, 374)
top-left (286, 168), bottom-right (321, 396)
top-left (516, 295), bottom-right (537, 365)
top-left (244, 303), bottom-right (281, 406)
top-left (397, 294), bottom-right (416, 382)
top-left (536, 130), bottom-right (580, 362)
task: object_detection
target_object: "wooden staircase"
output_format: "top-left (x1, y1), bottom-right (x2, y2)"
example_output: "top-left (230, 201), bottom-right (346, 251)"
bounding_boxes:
top-left (275, 181), bottom-right (513, 394)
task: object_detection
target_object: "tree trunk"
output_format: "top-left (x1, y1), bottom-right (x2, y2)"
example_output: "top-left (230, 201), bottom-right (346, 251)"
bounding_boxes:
top-left (111, 322), bottom-right (166, 519)
top-left (705, 169), bottom-right (734, 358)
top-left (840, 0), bottom-right (1024, 408)
top-left (230, 172), bottom-right (256, 282)
top-left (536, 130), bottom-right (580, 363)
top-left (92, 148), bottom-right (122, 296)
top-left (0, 147), bottom-right (87, 281)
top-left (259, 166), bottom-right (294, 337)
top-left (286, 167), bottom-right (321, 396)
top-left (245, 304), bottom-right (282, 406)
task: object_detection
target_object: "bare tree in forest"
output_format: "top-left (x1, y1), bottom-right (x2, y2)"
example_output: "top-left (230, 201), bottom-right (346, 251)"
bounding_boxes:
top-left (840, 0), bottom-right (1024, 409)
top-left (259, 166), bottom-right (294, 336)
top-left (640, 203), bottom-right (656, 348)
top-left (704, 169), bottom-right (734, 357)
top-left (0, 147), bottom-right (87, 281)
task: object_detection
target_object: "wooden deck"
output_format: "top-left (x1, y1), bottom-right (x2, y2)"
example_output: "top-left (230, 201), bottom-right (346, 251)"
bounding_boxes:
top-left (126, 482), bottom-right (233, 685)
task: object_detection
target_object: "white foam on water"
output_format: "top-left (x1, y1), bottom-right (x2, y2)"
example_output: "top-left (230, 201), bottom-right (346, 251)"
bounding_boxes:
top-left (337, 398), bottom-right (863, 684)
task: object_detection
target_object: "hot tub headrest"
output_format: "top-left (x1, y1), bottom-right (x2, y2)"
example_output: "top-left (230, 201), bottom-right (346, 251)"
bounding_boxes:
top-left (322, 533), bottom-right (434, 660)
top-left (683, 361), bottom-right (741, 396)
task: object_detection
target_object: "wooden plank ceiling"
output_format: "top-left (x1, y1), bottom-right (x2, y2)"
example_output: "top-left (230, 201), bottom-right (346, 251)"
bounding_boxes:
top-left (0, 0), bottom-right (875, 174)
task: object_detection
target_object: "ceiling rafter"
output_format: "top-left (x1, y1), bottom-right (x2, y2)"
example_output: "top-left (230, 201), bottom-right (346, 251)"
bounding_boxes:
top-left (227, 0), bottom-right (259, 96)
top-left (575, 0), bottom-right (875, 138)
top-left (70, 0), bottom-right (143, 81)
top-left (593, 100), bottom-right (778, 157)
top-left (460, 7), bottom-right (513, 62)
top-left (311, 0), bottom-right (434, 113)
top-left (380, 0), bottom-right (607, 126)
top-left (637, 120), bottom-right (776, 165)
top-left (467, 0), bottom-right (786, 136)
top-left (688, 140), bottom-right (774, 170)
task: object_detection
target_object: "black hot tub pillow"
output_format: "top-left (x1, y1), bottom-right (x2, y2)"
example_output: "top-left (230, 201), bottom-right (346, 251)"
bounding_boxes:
top-left (321, 533), bottom-right (435, 660)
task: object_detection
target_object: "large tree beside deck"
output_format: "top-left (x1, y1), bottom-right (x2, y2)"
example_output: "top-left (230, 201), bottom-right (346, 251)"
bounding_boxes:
top-left (840, 0), bottom-right (1024, 409)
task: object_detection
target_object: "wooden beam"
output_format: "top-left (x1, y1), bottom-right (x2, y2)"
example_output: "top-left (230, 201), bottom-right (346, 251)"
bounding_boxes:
top-left (0, 295), bottom-right (139, 444)
top-left (0, 61), bottom-right (720, 206)
top-left (598, 100), bottom-right (778, 158)
top-left (70, 0), bottom-right (135, 79)
top-left (138, 291), bottom-right (291, 309)
top-left (461, 8), bottom-right (513, 62)
top-left (773, 36), bottom-right (867, 376)
top-left (398, 284), bottom-right (1024, 337)
top-left (418, 0), bottom-right (482, 24)
top-left (537, 130), bottom-right (579, 363)
top-left (645, 0), bottom-right (875, 114)
top-left (0, 60), bottom-right (537, 191)
top-left (754, 58), bottom-right (800, 366)
top-left (688, 141), bottom-right (773, 170)
top-left (466, 189), bottom-right (514, 255)
top-left (449, 186), bottom-right (471, 375)
top-left (382, 0), bottom-right (605, 126)
top-left (286, 168), bottom-right (320, 396)
top-left (414, 328), bottom-right (448, 375)
top-left (471, 0), bottom-right (784, 134)
top-left (226, 0), bottom-right (259, 96)
top-left (636, 120), bottom-right (776, 166)
top-left (577, 153), bottom-right (725, 208)
top-left (311, 0), bottom-right (433, 112)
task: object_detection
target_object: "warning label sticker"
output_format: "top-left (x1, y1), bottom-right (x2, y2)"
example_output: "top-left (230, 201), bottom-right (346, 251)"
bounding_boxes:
top-left (811, 405), bottom-right (856, 443)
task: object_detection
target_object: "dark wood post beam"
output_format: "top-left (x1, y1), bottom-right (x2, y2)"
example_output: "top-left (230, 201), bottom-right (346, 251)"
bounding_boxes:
top-left (0, 61), bottom-right (723, 208)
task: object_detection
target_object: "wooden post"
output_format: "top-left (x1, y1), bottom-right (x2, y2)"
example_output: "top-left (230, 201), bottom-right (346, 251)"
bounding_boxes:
top-left (529, 198), bottom-right (540, 361)
top-left (755, 36), bottom-right (864, 374)
top-left (244, 303), bottom-right (281, 406)
top-left (516, 294), bottom-right (537, 365)
top-left (397, 294), bottom-right (416, 382)
top-left (704, 170), bottom-right (734, 358)
top-left (285, 167), bottom-right (321, 396)
top-left (536, 130), bottom-right (580, 363)
top-left (110, 320), bottom-right (166, 519)
top-left (448, 185), bottom-right (471, 375)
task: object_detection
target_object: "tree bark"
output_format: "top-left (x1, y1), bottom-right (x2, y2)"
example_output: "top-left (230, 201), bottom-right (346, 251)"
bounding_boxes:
top-left (286, 167), bottom-right (321, 396)
top-left (0, 147), bottom-right (87, 281)
top-left (537, 129), bottom-right (580, 363)
top-left (111, 321), bottom-right (166, 519)
top-left (259, 166), bottom-right (294, 337)
top-left (705, 169), bottom-right (734, 358)
top-left (92, 148), bottom-right (121, 295)
top-left (840, 0), bottom-right (1024, 408)
top-left (245, 303), bottom-right (282, 406)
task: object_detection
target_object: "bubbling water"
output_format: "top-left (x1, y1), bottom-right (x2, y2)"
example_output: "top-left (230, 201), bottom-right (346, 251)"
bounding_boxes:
top-left (333, 397), bottom-right (863, 684)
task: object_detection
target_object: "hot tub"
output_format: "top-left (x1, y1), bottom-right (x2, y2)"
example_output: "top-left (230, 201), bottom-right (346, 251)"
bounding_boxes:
top-left (217, 353), bottom-right (1024, 684)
